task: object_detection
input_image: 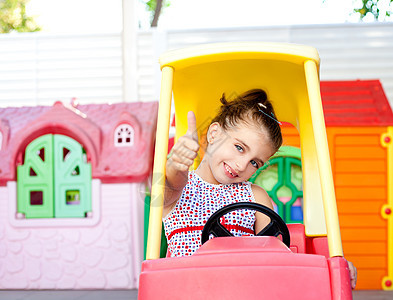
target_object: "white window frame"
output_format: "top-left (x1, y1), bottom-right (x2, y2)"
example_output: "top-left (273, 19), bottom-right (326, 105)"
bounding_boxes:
top-left (114, 124), bottom-right (134, 147)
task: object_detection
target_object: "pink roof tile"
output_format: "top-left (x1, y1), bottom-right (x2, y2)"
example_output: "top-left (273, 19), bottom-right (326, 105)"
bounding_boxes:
top-left (0, 101), bottom-right (158, 185)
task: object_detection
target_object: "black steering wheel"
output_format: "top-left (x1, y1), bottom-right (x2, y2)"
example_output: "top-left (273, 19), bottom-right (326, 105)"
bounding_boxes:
top-left (201, 202), bottom-right (290, 247)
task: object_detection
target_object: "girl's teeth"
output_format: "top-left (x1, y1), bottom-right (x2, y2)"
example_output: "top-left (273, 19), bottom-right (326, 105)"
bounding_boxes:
top-left (225, 164), bottom-right (234, 176)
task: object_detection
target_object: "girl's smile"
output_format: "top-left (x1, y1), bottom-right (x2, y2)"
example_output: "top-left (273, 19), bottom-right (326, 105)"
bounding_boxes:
top-left (224, 162), bottom-right (238, 178)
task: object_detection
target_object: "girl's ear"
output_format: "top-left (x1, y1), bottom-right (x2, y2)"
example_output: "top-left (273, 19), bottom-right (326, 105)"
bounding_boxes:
top-left (207, 122), bottom-right (221, 143)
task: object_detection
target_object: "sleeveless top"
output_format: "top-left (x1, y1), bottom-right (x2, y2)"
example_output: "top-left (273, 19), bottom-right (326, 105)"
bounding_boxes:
top-left (163, 171), bottom-right (256, 257)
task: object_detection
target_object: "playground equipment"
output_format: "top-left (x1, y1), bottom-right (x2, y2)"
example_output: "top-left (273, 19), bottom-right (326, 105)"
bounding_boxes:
top-left (140, 42), bottom-right (353, 299)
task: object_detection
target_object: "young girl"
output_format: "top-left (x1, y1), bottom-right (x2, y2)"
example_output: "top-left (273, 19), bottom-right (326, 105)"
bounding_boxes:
top-left (163, 89), bottom-right (281, 257)
top-left (162, 88), bottom-right (357, 289)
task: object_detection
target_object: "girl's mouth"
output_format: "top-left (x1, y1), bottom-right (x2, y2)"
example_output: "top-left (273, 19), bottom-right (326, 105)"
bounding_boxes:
top-left (224, 163), bottom-right (238, 178)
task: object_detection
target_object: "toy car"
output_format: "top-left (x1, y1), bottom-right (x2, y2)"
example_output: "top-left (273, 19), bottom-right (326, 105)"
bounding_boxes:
top-left (139, 42), bottom-right (353, 299)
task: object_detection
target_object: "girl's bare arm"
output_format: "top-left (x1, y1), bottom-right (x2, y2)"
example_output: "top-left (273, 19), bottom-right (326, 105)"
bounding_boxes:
top-left (251, 184), bottom-right (275, 234)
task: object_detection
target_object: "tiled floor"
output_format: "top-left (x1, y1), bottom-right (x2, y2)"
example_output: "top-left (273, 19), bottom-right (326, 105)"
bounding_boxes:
top-left (353, 290), bottom-right (393, 300)
top-left (0, 290), bottom-right (138, 300)
top-left (0, 290), bottom-right (392, 299)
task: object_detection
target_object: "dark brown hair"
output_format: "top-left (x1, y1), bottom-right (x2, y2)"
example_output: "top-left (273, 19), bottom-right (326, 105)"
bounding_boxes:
top-left (211, 89), bottom-right (282, 152)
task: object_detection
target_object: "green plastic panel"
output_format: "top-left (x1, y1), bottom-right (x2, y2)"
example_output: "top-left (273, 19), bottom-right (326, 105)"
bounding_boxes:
top-left (144, 191), bottom-right (168, 259)
top-left (283, 157), bottom-right (303, 223)
top-left (249, 146), bottom-right (304, 224)
top-left (17, 134), bottom-right (54, 218)
top-left (53, 134), bottom-right (92, 218)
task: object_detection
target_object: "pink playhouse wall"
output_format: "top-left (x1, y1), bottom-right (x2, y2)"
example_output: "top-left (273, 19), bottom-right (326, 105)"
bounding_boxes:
top-left (0, 101), bottom-right (158, 289)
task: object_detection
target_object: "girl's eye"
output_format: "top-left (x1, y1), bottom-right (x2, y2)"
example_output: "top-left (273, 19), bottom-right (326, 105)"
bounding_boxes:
top-left (250, 160), bottom-right (259, 168)
top-left (235, 145), bottom-right (243, 152)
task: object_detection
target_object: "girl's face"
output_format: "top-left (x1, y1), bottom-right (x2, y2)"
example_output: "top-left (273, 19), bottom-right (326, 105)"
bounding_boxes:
top-left (200, 119), bottom-right (275, 185)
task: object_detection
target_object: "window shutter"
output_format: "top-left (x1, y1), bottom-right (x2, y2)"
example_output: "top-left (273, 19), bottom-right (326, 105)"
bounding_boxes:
top-left (53, 135), bottom-right (92, 218)
top-left (17, 134), bottom-right (54, 218)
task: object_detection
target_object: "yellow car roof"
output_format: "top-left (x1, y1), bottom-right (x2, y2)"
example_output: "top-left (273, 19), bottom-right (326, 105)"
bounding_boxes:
top-left (146, 42), bottom-right (343, 259)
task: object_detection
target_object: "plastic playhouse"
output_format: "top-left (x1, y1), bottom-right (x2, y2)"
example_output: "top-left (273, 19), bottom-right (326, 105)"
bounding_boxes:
top-left (140, 42), bottom-right (354, 299)
top-left (0, 101), bottom-right (157, 289)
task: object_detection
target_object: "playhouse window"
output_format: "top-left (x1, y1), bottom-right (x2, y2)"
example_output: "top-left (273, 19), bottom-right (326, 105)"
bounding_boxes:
top-left (249, 146), bottom-right (304, 224)
top-left (114, 124), bottom-right (134, 147)
top-left (17, 134), bottom-right (92, 219)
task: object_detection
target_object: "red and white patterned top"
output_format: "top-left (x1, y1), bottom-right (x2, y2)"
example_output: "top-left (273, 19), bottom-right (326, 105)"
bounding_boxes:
top-left (163, 171), bottom-right (256, 257)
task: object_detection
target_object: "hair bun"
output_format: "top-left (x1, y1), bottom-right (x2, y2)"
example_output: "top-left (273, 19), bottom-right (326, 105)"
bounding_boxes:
top-left (220, 93), bottom-right (229, 105)
top-left (247, 89), bottom-right (268, 105)
top-left (211, 88), bottom-right (282, 152)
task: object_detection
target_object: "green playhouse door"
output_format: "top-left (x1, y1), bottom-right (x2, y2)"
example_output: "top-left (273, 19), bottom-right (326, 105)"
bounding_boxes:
top-left (17, 134), bottom-right (92, 218)
top-left (249, 147), bottom-right (303, 224)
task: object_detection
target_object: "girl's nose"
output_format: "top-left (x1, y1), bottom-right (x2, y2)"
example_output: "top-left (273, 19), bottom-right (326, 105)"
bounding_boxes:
top-left (235, 159), bottom-right (248, 172)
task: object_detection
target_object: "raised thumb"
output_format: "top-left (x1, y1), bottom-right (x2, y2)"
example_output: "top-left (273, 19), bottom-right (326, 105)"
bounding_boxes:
top-left (186, 111), bottom-right (198, 142)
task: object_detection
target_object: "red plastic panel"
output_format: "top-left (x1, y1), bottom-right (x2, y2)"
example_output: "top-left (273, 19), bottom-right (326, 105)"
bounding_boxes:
top-left (320, 80), bottom-right (393, 126)
top-left (288, 223), bottom-right (306, 253)
top-left (306, 237), bottom-right (330, 258)
top-left (139, 237), bottom-right (332, 300)
top-left (328, 257), bottom-right (353, 300)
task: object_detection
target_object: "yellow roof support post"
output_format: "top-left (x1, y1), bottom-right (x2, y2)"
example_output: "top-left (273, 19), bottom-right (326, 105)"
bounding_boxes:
top-left (146, 66), bottom-right (174, 260)
top-left (304, 60), bottom-right (343, 257)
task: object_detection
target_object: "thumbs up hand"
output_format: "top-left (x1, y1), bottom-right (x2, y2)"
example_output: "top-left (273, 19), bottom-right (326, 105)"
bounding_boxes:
top-left (168, 111), bottom-right (200, 173)
top-left (185, 110), bottom-right (199, 143)
top-left (164, 111), bottom-right (200, 212)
